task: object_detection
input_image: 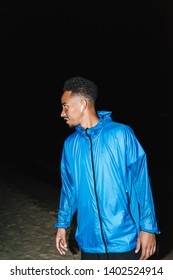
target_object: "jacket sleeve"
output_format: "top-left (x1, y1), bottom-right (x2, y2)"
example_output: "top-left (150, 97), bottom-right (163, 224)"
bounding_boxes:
top-left (125, 127), bottom-right (160, 234)
top-left (54, 143), bottom-right (77, 229)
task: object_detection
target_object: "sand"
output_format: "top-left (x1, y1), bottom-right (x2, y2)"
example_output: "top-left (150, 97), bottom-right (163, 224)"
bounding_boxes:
top-left (0, 174), bottom-right (80, 260)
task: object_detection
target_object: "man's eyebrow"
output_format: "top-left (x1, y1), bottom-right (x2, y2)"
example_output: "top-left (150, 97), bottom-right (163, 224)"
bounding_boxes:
top-left (61, 102), bottom-right (67, 106)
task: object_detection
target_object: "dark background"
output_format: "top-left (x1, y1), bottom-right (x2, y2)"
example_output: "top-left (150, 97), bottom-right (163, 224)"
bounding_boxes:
top-left (0, 1), bottom-right (173, 259)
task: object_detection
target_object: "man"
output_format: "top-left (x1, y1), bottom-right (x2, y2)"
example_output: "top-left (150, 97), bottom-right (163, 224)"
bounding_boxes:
top-left (54, 76), bottom-right (160, 260)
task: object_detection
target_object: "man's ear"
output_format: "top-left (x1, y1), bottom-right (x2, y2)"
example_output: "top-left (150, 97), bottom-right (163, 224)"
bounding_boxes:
top-left (81, 100), bottom-right (87, 112)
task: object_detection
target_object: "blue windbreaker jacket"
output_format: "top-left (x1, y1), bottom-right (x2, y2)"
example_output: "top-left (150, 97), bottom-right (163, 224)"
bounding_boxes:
top-left (54, 111), bottom-right (160, 253)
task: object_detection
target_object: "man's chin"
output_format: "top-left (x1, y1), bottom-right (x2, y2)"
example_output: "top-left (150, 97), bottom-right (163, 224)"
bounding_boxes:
top-left (69, 124), bottom-right (75, 129)
top-left (66, 121), bottom-right (74, 128)
top-left (65, 119), bottom-right (75, 128)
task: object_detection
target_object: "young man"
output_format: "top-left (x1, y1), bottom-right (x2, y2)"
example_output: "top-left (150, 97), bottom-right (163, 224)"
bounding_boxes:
top-left (54, 76), bottom-right (160, 260)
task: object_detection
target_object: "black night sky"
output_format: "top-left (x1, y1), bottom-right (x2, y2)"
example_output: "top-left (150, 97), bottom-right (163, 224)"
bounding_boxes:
top-left (0, 1), bottom-right (173, 259)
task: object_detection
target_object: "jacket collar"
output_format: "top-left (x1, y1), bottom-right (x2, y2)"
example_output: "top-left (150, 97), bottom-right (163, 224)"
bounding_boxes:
top-left (75, 110), bottom-right (113, 139)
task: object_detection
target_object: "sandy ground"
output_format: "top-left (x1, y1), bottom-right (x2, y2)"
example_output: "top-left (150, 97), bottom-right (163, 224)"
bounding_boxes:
top-left (0, 166), bottom-right (80, 260)
top-left (0, 161), bottom-right (172, 260)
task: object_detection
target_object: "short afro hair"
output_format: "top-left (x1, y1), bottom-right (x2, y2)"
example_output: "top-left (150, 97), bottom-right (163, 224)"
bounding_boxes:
top-left (63, 76), bottom-right (98, 104)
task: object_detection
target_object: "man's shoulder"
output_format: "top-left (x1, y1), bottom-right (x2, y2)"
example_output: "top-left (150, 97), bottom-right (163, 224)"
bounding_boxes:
top-left (64, 131), bottom-right (78, 142)
top-left (105, 120), bottom-right (132, 133)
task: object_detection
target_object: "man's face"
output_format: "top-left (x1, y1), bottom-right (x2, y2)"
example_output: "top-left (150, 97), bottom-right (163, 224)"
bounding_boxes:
top-left (60, 91), bottom-right (84, 128)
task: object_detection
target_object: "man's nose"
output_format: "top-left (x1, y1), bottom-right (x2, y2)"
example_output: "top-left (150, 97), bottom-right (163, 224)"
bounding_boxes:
top-left (60, 110), bottom-right (66, 117)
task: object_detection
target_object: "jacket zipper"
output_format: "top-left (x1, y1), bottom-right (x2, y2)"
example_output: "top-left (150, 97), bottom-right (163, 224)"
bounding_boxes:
top-left (85, 129), bottom-right (108, 253)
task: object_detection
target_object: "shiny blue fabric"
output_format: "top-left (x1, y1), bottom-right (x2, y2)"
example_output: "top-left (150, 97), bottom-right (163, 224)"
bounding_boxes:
top-left (54, 111), bottom-right (160, 253)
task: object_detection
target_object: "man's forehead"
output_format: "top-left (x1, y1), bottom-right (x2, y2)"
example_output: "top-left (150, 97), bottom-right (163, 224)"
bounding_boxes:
top-left (61, 91), bottom-right (82, 103)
